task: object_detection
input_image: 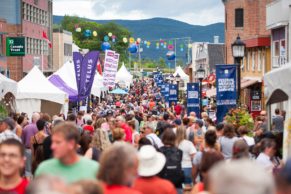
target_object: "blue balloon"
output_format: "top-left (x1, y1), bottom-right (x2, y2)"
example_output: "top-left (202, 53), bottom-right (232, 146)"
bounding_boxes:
top-left (104, 36), bottom-right (109, 42)
top-left (128, 44), bottom-right (138, 53)
top-left (166, 51), bottom-right (176, 60)
top-left (84, 29), bottom-right (92, 37)
top-left (101, 42), bottom-right (111, 51)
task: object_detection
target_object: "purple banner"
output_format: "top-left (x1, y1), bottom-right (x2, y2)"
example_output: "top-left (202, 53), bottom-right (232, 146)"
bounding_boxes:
top-left (49, 75), bottom-right (79, 101)
top-left (73, 52), bottom-right (83, 93)
top-left (79, 51), bottom-right (99, 98)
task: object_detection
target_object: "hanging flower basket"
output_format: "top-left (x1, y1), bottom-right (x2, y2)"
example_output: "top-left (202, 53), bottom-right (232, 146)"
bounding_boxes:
top-left (225, 107), bottom-right (254, 131)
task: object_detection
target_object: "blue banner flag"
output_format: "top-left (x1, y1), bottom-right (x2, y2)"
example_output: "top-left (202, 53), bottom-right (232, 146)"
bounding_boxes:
top-left (216, 64), bottom-right (237, 123)
top-left (169, 84), bottom-right (178, 106)
top-left (164, 83), bottom-right (170, 103)
top-left (187, 83), bottom-right (200, 116)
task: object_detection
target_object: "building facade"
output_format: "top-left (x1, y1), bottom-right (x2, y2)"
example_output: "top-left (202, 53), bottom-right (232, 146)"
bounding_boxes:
top-left (0, 0), bottom-right (53, 80)
top-left (192, 38), bottom-right (224, 82)
top-left (223, 0), bottom-right (272, 116)
top-left (52, 29), bottom-right (72, 71)
top-left (266, 0), bottom-right (290, 69)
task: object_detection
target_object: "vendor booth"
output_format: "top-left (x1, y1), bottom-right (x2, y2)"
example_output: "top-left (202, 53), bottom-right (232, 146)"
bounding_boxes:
top-left (173, 66), bottom-right (190, 90)
top-left (16, 66), bottom-right (68, 119)
top-left (0, 73), bottom-right (18, 112)
top-left (115, 64), bottom-right (133, 88)
top-left (264, 63), bottom-right (291, 160)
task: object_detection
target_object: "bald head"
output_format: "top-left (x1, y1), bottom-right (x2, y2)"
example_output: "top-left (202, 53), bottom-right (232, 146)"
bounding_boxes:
top-left (32, 112), bottom-right (40, 123)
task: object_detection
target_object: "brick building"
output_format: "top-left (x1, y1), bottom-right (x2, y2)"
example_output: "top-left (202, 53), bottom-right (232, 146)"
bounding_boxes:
top-left (223, 0), bottom-right (273, 116)
top-left (0, 0), bottom-right (53, 81)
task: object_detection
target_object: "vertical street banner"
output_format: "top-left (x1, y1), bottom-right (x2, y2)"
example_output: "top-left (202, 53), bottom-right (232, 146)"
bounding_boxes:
top-left (103, 50), bottom-right (120, 88)
top-left (169, 84), bottom-right (178, 106)
top-left (216, 64), bottom-right (237, 123)
top-left (79, 51), bottom-right (99, 98)
top-left (164, 83), bottom-right (170, 104)
top-left (161, 84), bottom-right (166, 96)
top-left (187, 83), bottom-right (200, 116)
top-left (73, 52), bottom-right (83, 95)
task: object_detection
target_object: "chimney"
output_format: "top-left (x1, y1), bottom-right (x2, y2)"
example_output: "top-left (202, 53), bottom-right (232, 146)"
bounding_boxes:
top-left (214, 36), bottom-right (219, 44)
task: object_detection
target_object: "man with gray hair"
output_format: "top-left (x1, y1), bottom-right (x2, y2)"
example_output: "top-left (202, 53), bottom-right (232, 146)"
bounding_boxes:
top-left (21, 112), bottom-right (40, 178)
top-left (97, 142), bottom-right (141, 194)
top-left (0, 117), bottom-right (21, 143)
top-left (208, 160), bottom-right (275, 194)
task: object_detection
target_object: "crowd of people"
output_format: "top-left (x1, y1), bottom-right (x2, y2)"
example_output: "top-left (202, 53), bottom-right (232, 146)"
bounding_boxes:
top-left (0, 78), bottom-right (290, 194)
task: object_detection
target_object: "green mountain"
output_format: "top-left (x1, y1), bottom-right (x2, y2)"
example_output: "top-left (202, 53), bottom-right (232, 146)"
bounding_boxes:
top-left (53, 16), bottom-right (224, 66)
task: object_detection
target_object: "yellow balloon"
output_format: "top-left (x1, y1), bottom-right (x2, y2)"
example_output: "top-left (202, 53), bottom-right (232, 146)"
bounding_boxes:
top-left (147, 41), bottom-right (151, 46)
top-left (108, 32), bottom-right (113, 37)
top-left (129, 37), bottom-right (135, 43)
top-left (123, 37), bottom-right (128, 43)
top-left (93, 31), bottom-right (98, 37)
top-left (76, 27), bottom-right (82, 32)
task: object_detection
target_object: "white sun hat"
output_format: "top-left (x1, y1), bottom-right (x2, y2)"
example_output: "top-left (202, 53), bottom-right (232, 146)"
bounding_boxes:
top-left (138, 145), bottom-right (166, 177)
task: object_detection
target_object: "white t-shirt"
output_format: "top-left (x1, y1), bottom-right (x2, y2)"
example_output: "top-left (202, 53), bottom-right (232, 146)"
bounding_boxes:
top-left (256, 153), bottom-right (274, 173)
top-left (178, 139), bottom-right (197, 168)
top-left (146, 133), bottom-right (164, 148)
top-left (241, 136), bottom-right (255, 146)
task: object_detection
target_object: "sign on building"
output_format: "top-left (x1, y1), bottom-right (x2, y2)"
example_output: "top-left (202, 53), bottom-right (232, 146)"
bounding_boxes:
top-left (6, 37), bottom-right (25, 56)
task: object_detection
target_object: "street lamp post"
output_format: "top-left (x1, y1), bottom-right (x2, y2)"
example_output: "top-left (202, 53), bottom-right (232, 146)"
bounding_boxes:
top-left (232, 35), bottom-right (246, 105)
top-left (175, 73), bottom-right (181, 101)
top-left (197, 64), bottom-right (206, 116)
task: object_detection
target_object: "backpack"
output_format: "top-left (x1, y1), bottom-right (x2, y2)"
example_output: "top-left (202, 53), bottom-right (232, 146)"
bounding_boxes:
top-left (158, 147), bottom-right (184, 188)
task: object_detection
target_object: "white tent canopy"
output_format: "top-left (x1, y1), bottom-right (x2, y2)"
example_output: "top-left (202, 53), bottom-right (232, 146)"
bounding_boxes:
top-left (91, 72), bottom-right (107, 97)
top-left (173, 66), bottom-right (190, 82)
top-left (0, 74), bottom-right (17, 98)
top-left (53, 60), bottom-right (78, 91)
top-left (16, 66), bottom-right (68, 118)
top-left (115, 64), bottom-right (133, 88)
top-left (264, 63), bottom-right (291, 160)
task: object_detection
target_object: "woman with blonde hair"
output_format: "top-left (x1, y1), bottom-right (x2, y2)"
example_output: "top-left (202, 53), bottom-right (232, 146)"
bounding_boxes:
top-left (85, 118), bottom-right (111, 161)
top-left (176, 126), bottom-right (197, 186)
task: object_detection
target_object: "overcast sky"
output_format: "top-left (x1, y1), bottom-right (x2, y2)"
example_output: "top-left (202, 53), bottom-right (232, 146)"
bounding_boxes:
top-left (53, 0), bottom-right (225, 25)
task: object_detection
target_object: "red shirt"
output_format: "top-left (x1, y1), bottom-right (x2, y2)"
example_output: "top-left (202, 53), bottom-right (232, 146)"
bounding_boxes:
top-left (0, 178), bottom-right (29, 194)
top-left (133, 176), bottom-right (176, 194)
top-left (83, 125), bottom-right (94, 134)
top-left (121, 123), bottom-right (133, 143)
top-left (103, 185), bottom-right (142, 194)
top-left (174, 104), bottom-right (182, 115)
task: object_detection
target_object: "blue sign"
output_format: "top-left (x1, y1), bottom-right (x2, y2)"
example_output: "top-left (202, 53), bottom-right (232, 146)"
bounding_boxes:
top-left (164, 83), bottom-right (170, 103)
top-left (169, 84), bottom-right (178, 105)
top-left (216, 64), bottom-right (237, 122)
top-left (187, 83), bottom-right (200, 116)
top-left (161, 84), bottom-right (166, 95)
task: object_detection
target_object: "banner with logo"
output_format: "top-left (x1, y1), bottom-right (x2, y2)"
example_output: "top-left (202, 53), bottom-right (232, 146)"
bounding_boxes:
top-left (169, 84), bottom-right (178, 106)
top-left (187, 83), bottom-right (200, 116)
top-left (79, 51), bottom-right (99, 98)
top-left (216, 64), bottom-right (237, 122)
top-left (73, 52), bottom-right (83, 93)
top-left (103, 50), bottom-right (120, 88)
top-left (73, 51), bottom-right (99, 100)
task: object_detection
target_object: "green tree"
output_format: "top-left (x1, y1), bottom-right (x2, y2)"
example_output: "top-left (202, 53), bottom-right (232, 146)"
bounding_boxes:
top-left (60, 15), bottom-right (131, 64)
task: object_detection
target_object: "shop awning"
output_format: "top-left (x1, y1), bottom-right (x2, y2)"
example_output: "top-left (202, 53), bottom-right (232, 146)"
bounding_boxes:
top-left (241, 79), bottom-right (259, 89)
